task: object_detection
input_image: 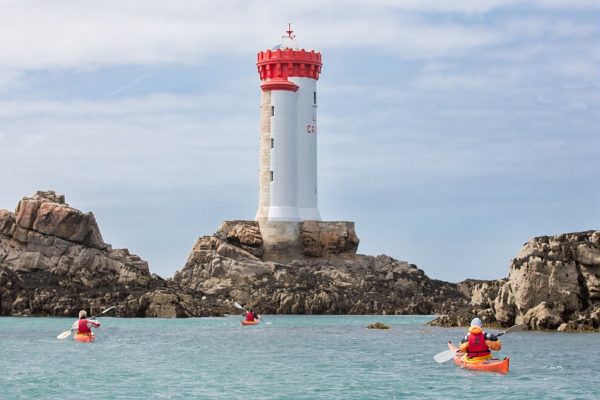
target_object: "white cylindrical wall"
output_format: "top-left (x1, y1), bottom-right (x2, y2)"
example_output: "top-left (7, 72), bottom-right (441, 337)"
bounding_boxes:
top-left (292, 77), bottom-right (320, 221)
top-left (269, 90), bottom-right (300, 221)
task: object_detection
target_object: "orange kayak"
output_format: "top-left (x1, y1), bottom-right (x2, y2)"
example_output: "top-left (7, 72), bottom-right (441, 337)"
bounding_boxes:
top-left (241, 319), bottom-right (259, 326)
top-left (448, 342), bottom-right (509, 374)
top-left (74, 333), bottom-right (96, 343)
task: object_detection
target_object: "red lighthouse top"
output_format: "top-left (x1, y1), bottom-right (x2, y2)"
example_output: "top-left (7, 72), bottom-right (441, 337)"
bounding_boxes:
top-left (257, 24), bottom-right (322, 92)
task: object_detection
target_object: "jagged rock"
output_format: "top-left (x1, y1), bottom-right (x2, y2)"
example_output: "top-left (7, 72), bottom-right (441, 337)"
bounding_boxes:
top-left (521, 302), bottom-right (564, 330)
top-left (175, 223), bottom-right (469, 315)
top-left (216, 220), bottom-right (263, 257)
top-left (494, 231), bottom-right (599, 328)
top-left (0, 209), bottom-right (15, 236)
top-left (14, 191), bottom-right (105, 249)
top-left (430, 230), bottom-right (600, 331)
top-left (457, 279), bottom-right (504, 308)
top-left (0, 191), bottom-right (226, 317)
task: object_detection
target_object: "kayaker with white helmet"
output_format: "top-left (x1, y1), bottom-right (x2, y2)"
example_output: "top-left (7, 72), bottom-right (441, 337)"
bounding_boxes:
top-left (459, 317), bottom-right (501, 360)
top-left (72, 310), bottom-right (100, 341)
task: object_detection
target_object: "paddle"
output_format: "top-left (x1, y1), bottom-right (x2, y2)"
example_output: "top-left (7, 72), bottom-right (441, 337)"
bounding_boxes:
top-left (433, 323), bottom-right (528, 363)
top-left (56, 305), bottom-right (116, 340)
top-left (496, 323), bottom-right (527, 337)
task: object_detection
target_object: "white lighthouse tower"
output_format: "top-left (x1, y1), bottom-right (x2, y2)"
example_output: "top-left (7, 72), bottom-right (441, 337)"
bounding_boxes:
top-left (255, 25), bottom-right (322, 224)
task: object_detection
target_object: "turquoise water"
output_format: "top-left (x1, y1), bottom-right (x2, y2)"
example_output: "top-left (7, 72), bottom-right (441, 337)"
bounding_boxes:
top-left (1, 315), bottom-right (599, 399)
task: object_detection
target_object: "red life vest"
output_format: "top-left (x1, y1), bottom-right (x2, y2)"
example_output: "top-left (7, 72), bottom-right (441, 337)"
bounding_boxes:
top-left (245, 311), bottom-right (255, 321)
top-left (467, 332), bottom-right (491, 358)
top-left (78, 319), bottom-right (91, 334)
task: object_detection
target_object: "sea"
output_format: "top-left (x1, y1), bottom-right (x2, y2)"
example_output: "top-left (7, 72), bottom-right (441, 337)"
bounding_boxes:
top-left (1, 315), bottom-right (598, 399)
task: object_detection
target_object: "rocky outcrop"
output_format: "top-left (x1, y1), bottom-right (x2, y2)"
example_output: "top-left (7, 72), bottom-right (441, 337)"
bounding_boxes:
top-left (13, 191), bottom-right (105, 249)
top-left (0, 191), bottom-right (227, 317)
top-left (429, 231), bottom-right (600, 331)
top-left (493, 231), bottom-right (600, 331)
top-left (174, 222), bottom-right (468, 315)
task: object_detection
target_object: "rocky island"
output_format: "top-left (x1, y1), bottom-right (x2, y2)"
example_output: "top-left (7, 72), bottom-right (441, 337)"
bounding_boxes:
top-left (1, 191), bottom-right (598, 331)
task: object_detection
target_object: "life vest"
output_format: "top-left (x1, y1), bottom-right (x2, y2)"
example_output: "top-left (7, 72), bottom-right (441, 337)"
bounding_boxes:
top-left (467, 332), bottom-right (491, 358)
top-left (77, 319), bottom-right (91, 334)
top-left (245, 311), bottom-right (255, 321)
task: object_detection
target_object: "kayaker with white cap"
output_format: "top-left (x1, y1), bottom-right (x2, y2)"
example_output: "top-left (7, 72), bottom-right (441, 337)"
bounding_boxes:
top-left (72, 310), bottom-right (100, 339)
top-left (459, 317), bottom-right (502, 360)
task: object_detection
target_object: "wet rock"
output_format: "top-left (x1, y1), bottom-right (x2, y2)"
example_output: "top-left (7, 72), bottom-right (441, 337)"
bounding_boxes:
top-left (367, 322), bottom-right (390, 329)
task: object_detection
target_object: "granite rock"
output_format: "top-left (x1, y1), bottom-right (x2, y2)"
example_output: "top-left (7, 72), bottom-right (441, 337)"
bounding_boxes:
top-left (174, 221), bottom-right (468, 315)
top-left (0, 191), bottom-right (226, 317)
top-left (429, 230), bottom-right (600, 331)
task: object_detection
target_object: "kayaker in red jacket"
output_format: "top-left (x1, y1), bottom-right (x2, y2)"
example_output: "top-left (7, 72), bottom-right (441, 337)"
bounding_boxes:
top-left (459, 318), bottom-right (501, 360)
top-left (245, 308), bottom-right (259, 322)
top-left (72, 310), bottom-right (100, 335)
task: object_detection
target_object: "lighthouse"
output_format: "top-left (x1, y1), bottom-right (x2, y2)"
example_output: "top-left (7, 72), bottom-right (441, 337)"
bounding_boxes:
top-left (218, 24), bottom-right (357, 262)
top-left (255, 25), bottom-right (322, 224)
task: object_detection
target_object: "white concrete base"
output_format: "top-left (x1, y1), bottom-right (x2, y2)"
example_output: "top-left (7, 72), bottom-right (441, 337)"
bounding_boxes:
top-left (257, 219), bottom-right (302, 263)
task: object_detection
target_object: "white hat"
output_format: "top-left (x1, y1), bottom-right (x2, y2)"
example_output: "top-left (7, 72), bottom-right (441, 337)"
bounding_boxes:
top-left (79, 310), bottom-right (87, 319)
top-left (470, 317), bottom-right (482, 327)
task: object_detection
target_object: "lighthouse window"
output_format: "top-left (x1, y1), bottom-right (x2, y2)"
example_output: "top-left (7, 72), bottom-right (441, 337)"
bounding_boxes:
top-left (313, 91), bottom-right (317, 105)
top-left (271, 106), bottom-right (275, 116)
top-left (271, 138), bottom-right (274, 149)
top-left (270, 171), bottom-right (274, 181)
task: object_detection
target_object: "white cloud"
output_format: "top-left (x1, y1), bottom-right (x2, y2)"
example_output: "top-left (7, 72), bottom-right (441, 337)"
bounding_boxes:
top-left (0, 0), bottom-right (508, 74)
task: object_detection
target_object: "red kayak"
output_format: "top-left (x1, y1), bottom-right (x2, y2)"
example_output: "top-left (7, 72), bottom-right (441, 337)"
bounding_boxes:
top-left (448, 342), bottom-right (509, 374)
top-left (241, 319), bottom-right (260, 326)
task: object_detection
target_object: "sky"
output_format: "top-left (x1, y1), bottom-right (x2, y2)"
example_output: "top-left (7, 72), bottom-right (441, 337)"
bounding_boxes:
top-left (0, 1), bottom-right (598, 283)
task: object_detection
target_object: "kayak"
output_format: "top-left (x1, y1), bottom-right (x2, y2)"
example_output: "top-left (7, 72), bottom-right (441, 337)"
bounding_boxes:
top-left (241, 319), bottom-right (260, 326)
top-left (74, 332), bottom-right (96, 343)
top-left (448, 342), bottom-right (509, 374)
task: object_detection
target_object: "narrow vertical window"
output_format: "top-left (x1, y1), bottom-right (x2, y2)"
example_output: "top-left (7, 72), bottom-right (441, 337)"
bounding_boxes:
top-left (313, 91), bottom-right (317, 105)
top-left (270, 171), bottom-right (274, 181)
top-left (271, 138), bottom-right (274, 149)
top-left (271, 106), bottom-right (275, 116)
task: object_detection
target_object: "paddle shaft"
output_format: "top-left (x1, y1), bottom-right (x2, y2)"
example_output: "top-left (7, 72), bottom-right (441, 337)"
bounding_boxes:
top-left (496, 323), bottom-right (527, 337)
top-left (90, 305), bottom-right (116, 319)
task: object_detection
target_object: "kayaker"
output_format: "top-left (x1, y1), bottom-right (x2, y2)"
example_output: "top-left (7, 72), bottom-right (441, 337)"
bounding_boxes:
top-left (459, 317), bottom-right (501, 360)
top-left (72, 310), bottom-right (100, 338)
top-left (245, 308), bottom-right (259, 322)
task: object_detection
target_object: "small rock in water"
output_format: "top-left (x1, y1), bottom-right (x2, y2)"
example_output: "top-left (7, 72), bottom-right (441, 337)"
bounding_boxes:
top-left (367, 322), bottom-right (390, 330)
